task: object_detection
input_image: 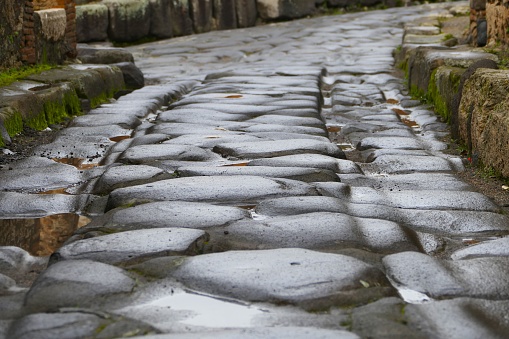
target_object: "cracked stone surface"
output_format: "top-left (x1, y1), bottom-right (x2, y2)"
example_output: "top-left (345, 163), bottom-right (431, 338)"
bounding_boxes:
top-left (2, 2), bottom-right (509, 337)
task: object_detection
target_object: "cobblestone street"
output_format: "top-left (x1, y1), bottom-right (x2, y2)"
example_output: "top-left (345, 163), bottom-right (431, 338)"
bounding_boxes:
top-left (2, 2), bottom-right (509, 338)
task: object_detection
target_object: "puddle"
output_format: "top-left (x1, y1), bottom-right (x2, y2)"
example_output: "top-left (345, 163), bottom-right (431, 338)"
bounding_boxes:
top-left (29, 84), bottom-right (52, 91)
top-left (109, 135), bottom-right (131, 142)
top-left (392, 108), bottom-right (409, 116)
top-left (327, 126), bottom-right (341, 133)
top-left (148, 291), bottom-right (265, 327)
top-left (401, 119), bottom-right (420, 129)
top-left (52, 157), bottom-right (99, 170)
top-left (38, 188), bottom-right (70, 195)
top-left (0, 214), bottom-right (91, 256)
top-left (222, 162), bottom-right (250, 167)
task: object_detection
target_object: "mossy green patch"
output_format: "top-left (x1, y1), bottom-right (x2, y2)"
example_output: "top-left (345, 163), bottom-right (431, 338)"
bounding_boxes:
top-left (3, 110), bottom-right (23, 137)
top-left (25, 110), bottom-right (49, 130)
top-left (427, 68), bottom-right (462, 123)
top-left (0, 64), bottom-right (53, 87)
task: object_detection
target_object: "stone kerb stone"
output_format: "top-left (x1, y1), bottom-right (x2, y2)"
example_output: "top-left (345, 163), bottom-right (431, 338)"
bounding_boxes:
top-left (103, 0), bottom-right (151, 42)
top-left (190, 0), bottom-right (212, 33)
top-left (458, 68), bottom-right (509, 177)
top-left (76, 3), bottom-right (109, 42)
top-left (256, 0), bottom-right (316, 20)
top-left (486, 0), bottom-right (509, 45)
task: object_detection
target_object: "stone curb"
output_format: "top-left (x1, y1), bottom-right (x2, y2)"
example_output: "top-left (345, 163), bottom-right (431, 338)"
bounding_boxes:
top-left (396, 4), bottom-right (509, 178)
top-left (0, 64), bottom-right (125, 147)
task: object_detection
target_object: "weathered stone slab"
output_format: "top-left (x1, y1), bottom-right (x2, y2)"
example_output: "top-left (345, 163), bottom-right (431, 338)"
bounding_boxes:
top-left (129, 327), bottom-right (359, 338)
top-left (176, 166), bottom-right (340, 182)
top-left (249, 154), bottom-right (362, 173)
top-left (235, 0), bottom-right (257, 27)
top-left (383, 252), bottom-right (509, 299)
top-left (171, 0), bottom-right (194, 36)
top-left (361, 154), bottom-right (454, 174)
top-left (189, 0), bottom-right (212, 33)
top-left (7, 311), bottom-right (159, 339)
top-left (256, 0), bottom-right (316, 20)
top-left (93, 165), bottom-right (170, 193)
top-left (25, 260), bottom-right (135, 312)
top-left (405, 298), bottom-right (509, 339)
top-left (357, 137), bottom-right (423, 151)
top-left (107, 176), bottom-right (318, 209)
top-left (71, 113), bottom-right (141, 128)
top-left (213, 139), bottom-right (345, 159)
top-left (119, 144), bottom-right (217, 164)
top-left (213, 0), bottom-right (237, 30)
top-left (172, 248), bottom-right (394, 309)
top-left (243, 124), bottom-right (327, 136)
top-left (103, 0), bottom-right (151, 42)
top-left (55, 228), bottom-right (208, 264)
top-left (248, 115), bottom-right (324, 128)
top-left (214, 212), bottom-right (419, 253)
top-left (84, 201), bottom-right (250, 233)
top-left (76, 4), bottom-right (109, 42)
top-left (149, 0), bottom-right (174, 38)
top-left (0, 157), bottom-right (82, 192)
top-left (165, 134), bottom-right (263, 148)
top-left (451, 237), bottom-right (509, 260)
top-left (158, 108), bottom-right (249, 122)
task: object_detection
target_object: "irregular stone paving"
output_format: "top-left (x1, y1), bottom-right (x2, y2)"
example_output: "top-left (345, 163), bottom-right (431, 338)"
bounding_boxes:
top-left (1, 2), bottom-right (509, 338)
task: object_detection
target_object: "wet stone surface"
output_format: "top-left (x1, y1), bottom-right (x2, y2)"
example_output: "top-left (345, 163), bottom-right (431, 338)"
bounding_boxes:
top-left (2, 2), bottom-right (509, 337)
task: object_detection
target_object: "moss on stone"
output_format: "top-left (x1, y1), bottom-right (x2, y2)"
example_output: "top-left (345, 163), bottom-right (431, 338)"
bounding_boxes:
top-left (427, 69), bottom-right (449, 121)
top-left (3, 110), bottom-right (23, 137)
top-left (25, 110), bottom-right (49, 130)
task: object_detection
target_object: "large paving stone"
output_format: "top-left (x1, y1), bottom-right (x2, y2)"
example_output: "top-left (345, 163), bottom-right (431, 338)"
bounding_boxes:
top-left (82, 201), bottom-right (250, 234)
top-left (70, 113), bottom-right (141, 128)
top-left (405, 298), bottom-right (509, 339)
top-left (119, 144), bottom-right (217, 164)
top-left (25, 260), bottom-right (136, 312)
top-left (255, 196), bottom-right (509, 236)
top-left (103, 0), bottom-right (151, 42)
top-left (158, 108), bottom-right (249, 122)
top-left (171, 248), bottom-right (395, 309)
top-left (243, 124), bottom-right (327, 136)
top-left (93, 165), bottom-right (170, 193)
top-left (165, 134), bottom-right (264, 148)
top-left (149, 0), bottom-right (174, 38)
top-left (451, 237), bottom-right (509, 260)
top-left (383, 251), bottom-right (509, 299)
top-left (0, 192), bottom-right (90, 218)
top-left (212, 212), bottom-right (419, 253)
top-left (249, 154), bottom-right (362, 173)
top-left (55, 228), bottom-right (208, 264)
top-left (256, 0), bottom-right (316, 19)
top-left (107, 176), bottom-right (318, 209)
top-left (76, 4), bottom-right (109, 42)
top-left (213, 139), bottom-right (345, 159)
top-left (176, 166), bottom-right (340, 182)
top-left (7, 311), bottom-right (159, 339)
top-left (361, 154), bottom-right (456, 174)
top-left (0, 157), bottom-right (82, 192)
top-left (357, 136), bottom-right (424, 151)
top-left (129, 327), bottom-right (359, 338)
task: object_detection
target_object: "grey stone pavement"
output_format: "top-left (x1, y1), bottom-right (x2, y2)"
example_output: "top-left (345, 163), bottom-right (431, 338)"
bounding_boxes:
top-left (2, 1), bottom-right (509, 338)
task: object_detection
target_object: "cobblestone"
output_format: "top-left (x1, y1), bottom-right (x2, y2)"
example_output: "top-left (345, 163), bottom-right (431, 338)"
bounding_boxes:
top-left (2, 1), bottom-right (509, 337)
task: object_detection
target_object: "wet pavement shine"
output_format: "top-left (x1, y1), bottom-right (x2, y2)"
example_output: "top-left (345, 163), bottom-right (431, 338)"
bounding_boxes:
top-left (2, 2), bottom-right (509, 338)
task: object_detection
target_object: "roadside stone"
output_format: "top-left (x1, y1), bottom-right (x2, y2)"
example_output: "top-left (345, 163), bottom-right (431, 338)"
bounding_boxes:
top-left (213, 0), bottom-right (237, 30)
top-left (405, 298), bottom-right (509, 339)
top-left (77, 45), bottom-right (135, 64)
top-left (213, 212), bottom-right (419, 253)
top-left (235, 0), bottom-right (257, 27)
top-left (71, 113), bottom-right (141, 129)
top-left (171, 0), bottom-right (194, 36)
top-left (213, 139), bottom-right (345, 159)
top-left (357, 137), bottom-right (423, 151)
top-left (361, 154), bottom-right (455, 174)
top-left (256, 0), bottom-right (316, 20)
top-left (103, 0), bottom-right (151, 42)
top-left (149, 0), bottom-right (174, 38)
top-left (114, 62), bottom-right (145, 90)
top-left (54, 228), bottom-right (208, 264)
top-left (107, 176), bottom-right (318, 208)
top-left (249, 154), bottom-right (361, 173)
top-left (24, 260), bottom-right (136, 312)
top-left (0, 157), bottom-right (82, 192)
top-left (189, 0), bottom-right (212, 33)
top-left (166, 134), bottom-right (263, 148)
top-left (7, 311), bottom-right (159, 339)
top-left (176, 166), bottom-right (340, 182)
top-left (76, 4), bottom-right (109, 42)
top-left (171, 248), bottom-right (395, 309)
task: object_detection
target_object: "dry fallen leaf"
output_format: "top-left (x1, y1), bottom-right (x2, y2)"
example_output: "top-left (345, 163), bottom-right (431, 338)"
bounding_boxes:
top-left (359, 280), bottom-right (370, 288)
top-left (225, 95), bottom-right (243, 98)
top-left (502, 185), bottom-right (509, 191)
top-left (387, 98), bottom-right (399, 104)
top-left (214, 127), bottom-right (228, 131)
top-left (204, 135), bottom-right (221, 139)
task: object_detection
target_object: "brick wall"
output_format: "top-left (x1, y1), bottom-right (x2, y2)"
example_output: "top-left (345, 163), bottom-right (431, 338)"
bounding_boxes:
top-left (0, 0), bottom-right (76, 71)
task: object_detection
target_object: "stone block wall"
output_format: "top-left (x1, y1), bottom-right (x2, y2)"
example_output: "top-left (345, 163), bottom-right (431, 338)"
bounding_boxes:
top-left (75, 0), bottom-right (407, 43)
top-left (0, 0), bottom-right (76, 71)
